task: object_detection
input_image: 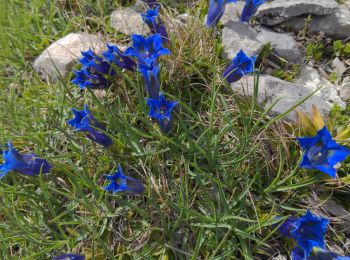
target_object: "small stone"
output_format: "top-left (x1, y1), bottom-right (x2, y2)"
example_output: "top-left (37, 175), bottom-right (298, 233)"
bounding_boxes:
top-left (272, 255), bottom-right (287, 260)
top-left (286, 7), bottom-right (350, 39)
top-left (222, 21), bottom-right (265, 59)
top-left (323, 199), bottom-right (350, 223)
top-left (256, 0), bottom-right (338, 26)
top-left (294, 65), bottom-right (346, 109)
top-left (258, 27), bottom-right (303, 63)
top-left (331, 57), bottom-right (347, 78)
top-left (231, 75), bottom-right (334, 121)
top-left (34, 33), bottom-right (105, 83)
top-left (110, 7), bottom-right (150, 35)
top-left (340, 76), bottom-right (350, 101)
top-left (221, 1), bottom-right (246, 24)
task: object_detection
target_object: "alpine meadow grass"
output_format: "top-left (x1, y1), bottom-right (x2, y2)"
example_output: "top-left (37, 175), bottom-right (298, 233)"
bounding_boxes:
top-left (0, 0), bottom-right (349, 259)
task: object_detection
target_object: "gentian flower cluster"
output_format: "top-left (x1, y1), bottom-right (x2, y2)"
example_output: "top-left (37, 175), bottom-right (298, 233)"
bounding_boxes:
top-left (278, 211), bottom-right (350, 259)
top-left (67, 104), bottom-right (113, 148)
top-left (0, 142), bottom-right (52, 179)
top-left (104, 165), bottom-right (145, 194)
top-left (223, 49), bottom-right (256, 83)
top-left (141, 6), bottom-right (169, 46)
top-left (124, 34), bottom-right (178, 133)
top-left (72, 45), bottom-right (135, 89)
top-left (297, 127), bottom-right (350, 179)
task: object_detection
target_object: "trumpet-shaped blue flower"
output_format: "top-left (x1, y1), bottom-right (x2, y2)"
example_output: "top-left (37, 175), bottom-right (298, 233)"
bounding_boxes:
top-left (52, 254), bottom-right (85, 260)
top-left (141, 7), bottom-right (169, 46)
top-left (206, 0), bottom-right (237, 28)
top-left (278, 211), bottom-right (329, 257)
top-left (80, 49), bottom-right (115, 75)
top-left (223, 50), bottom-right (256, 83)
top-left (67, 104), bottom-right (113, 148)
top-left (0, 142), bottom-right (52, 179)
top-left (146, 93), bottom-right (178, 133)
top-left (102, 44), bottom-right (136, 71)
top-left (297, 127), bottom-right (350, 179)
top-left (104, 165), bottom-right (145, 194)
top-left (240, 0), bottom-right (265, 22)
top-left (71, 68), bottom-right (109, 89)
top-left (139, 64), bottom-right (161, 99)
top-left (124, 34), bottom-right (170, 66)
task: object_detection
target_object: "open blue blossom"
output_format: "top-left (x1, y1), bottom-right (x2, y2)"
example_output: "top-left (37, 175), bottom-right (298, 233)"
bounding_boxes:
top-left (67, 104), bottom-right (113, 148)
top-left (102, 44), bottom-right (136, 71)
top-left (71, 68), bottom-right (109, 89)
top-left (139, 64), bottom-right (161, 99)
top-left (240, 0), bottom-right (265, 22)
top-left (104, 165), bottom-right (145, 194)
top-left (146, 93), bottom-right (178, 133)
top-left (124, 34), bottom-right (170, 66)
top-left (141, 7), bottom-right (169, 46)
top-left (206, 0), bottom-right (237, 28)
top-left (297, 127), bottom-right (350, 179)
top-left (223, 49), bottom-right (256, 83)
top-left (278, 211), bottom-right (329, 257)
top-left (0, 142), bottom-right (52, 179)
top-left (52, 254), bottom-right (85, 260)
top-left (80, 49), bottom-right (115, 75)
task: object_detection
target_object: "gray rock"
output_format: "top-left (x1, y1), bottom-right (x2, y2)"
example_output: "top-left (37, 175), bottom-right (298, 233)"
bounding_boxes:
top-left (222, 21), bottom-right (265, 59)
top-left (34, 33), bottom-right (105, 83)
top-left (222, 21), bottom-right (303, 62)
top-left (258, 27), bottom-right (303, 63)
top-left (231, 75), bottom-right (334, 121)
top-left (340, 76), bottom-right (350, 101)
top-left (294, 65), bottom-right (346, 109)
top-left (331, 57), bottom-right (347, 78)
top-left (286, 7), bottom-right (350, 39)
top-left (221, 1), bottom-right (246, 24)
top-left (256, 0), bottom-right (338, 26)
top-left (110, 7), bottom-right (150, 35)
top-left (323, 199), bottom-right (350, 223)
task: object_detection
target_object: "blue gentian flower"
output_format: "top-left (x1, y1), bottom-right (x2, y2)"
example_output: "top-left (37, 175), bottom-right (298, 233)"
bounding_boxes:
top-left (206, 0), bottom-right (237, 28)
top-left (139, 64), bottom-right (161, 99)
top-left (67, 104), bottom-right (113, 148)
top-left (278, 210), bottom-right (329, 257)
top-left (124, 34), bottom-right (171, 66)
top-left (102, 44), bottom-right (136, 71)
top-left (297, 127), bottom-right (350, 179)
top-left (141, 7), bottom-right (169, 46)
top-left (223, 49), bottom-right (256, 83)
top-left (52, 254), bottom-right (85, 260)
top-left (71, 68), bottom-right (109, 89)
top-left (240, 0), bottom-right (265, 22)
top-left (104, 165), bottom-right (145, 194)
top-left (0, 142), bottom-right (52, 179)
top-left (146, 93), bottom-right (178, 133)
top-left (80, 49), bottom-right (115, 75)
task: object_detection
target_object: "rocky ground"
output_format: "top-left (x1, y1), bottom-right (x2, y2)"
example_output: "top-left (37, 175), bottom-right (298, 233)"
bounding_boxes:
top-left (34, 0), bottom-right (350, 122)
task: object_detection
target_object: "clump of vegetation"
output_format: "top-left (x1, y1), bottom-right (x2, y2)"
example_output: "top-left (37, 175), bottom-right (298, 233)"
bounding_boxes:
top-left (333, 40), bottom-right (350, 57)
top-left (271, 63), bottom-right (300, 82)
top-left (305, 41), bottom-right (324, 62)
